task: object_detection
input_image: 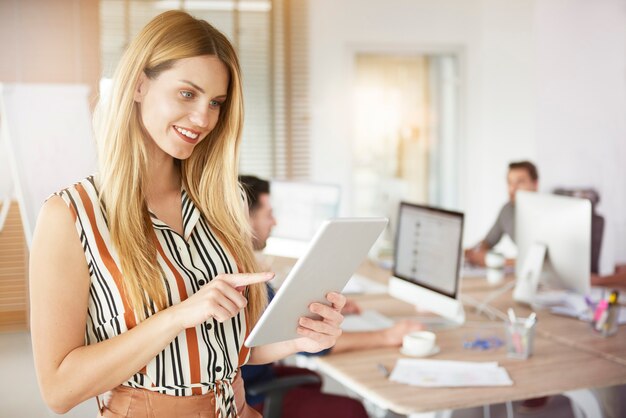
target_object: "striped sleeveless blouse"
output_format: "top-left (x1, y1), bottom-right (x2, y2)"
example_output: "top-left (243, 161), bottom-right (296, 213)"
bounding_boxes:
top-left (56, 176), bottom-right (251, 417)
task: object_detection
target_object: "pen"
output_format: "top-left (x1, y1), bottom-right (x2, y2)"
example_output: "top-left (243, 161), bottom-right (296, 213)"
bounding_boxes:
top-left (377, 363), bottom-right (390, 377)
top-left (507, 308), bottom-right (517, 323)
top-left (595, 299), bottom-right (609, 331)
top-left (593, 299), bottom-right (608, 323)
top-left (525, 312), bottom-right (537, 328)
top-left (602, 290), bottom-right (620, 335)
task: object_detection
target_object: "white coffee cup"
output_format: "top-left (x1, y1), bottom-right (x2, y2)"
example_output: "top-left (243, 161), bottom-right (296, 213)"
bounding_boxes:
top-left (487, 268), bottom-right (505, 284)
top-left (485, 252), bottom-right (505, 269)
top-left (402, 331), bottom-right (436, 356)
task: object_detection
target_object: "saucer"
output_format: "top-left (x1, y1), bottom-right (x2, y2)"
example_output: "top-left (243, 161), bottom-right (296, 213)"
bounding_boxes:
top-left (400, 345), bottom-right (441, 358)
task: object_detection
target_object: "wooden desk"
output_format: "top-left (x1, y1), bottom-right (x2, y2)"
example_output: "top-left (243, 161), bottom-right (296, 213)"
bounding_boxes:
top-left (316, 322), bottom-right (626, 414)
top-left (311, 291), bottom-right (626, 416)
top-left (267, 255), bottom-right (626, 415)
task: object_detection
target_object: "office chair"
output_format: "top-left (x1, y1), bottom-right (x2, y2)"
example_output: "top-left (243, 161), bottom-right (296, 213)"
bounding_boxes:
top-left (246, 373), bottom-right (321, 418)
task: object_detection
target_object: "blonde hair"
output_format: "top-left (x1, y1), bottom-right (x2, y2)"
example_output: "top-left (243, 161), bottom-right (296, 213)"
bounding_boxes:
top-left (93, 10), bottom-right (266, 324)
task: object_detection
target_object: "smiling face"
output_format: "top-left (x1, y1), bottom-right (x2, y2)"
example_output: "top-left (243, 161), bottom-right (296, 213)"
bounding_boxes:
top-left (133, 55), bottom-right (230, 160)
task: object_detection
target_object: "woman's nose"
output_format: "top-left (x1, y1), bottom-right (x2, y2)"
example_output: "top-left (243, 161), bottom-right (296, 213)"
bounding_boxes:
top-left (189, 106), bottom-right (210, 129)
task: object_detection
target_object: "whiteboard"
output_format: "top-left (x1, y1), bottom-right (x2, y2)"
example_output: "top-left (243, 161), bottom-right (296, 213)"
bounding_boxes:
top-left (0, 83), bottom-right (97, 248)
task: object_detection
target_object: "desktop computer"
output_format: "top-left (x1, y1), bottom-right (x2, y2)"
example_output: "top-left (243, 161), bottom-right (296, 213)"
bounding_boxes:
top-left (269, 180), bottom-right (341, 241)
top-left (264, 180), bottom-right (341, 258)
top-left (513, 191), bottom-right (591, 304)
top-left (388, 202), bottom-right (466, 324)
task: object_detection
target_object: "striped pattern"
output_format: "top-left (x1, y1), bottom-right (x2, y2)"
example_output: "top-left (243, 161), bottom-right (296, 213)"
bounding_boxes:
top-left (56, 177), bottom-right (249, 415)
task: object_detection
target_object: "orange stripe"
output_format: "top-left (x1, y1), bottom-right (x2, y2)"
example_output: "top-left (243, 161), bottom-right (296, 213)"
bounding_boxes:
top-left (153, 236), bottom-right (202, 395)
top-left (75, 184), bottom-right (137, 330)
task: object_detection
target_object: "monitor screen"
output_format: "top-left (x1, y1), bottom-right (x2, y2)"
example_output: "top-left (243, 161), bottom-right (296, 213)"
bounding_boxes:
top-left (269, 180), bottom-right (341, 241)
top-left (393, 202), bottom-right (464, 298)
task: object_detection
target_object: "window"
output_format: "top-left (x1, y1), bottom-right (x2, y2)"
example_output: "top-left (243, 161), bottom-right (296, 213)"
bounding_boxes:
top-left (352, 53), bottom-right (461, 250)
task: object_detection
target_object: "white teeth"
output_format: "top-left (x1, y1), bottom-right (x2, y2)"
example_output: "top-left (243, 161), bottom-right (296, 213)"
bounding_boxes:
top-left (175, 126), bottom-right (199, 139)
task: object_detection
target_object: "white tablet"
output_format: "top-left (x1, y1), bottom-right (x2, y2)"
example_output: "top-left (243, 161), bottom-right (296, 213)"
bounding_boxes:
top-left (244, 217), bottom-right (388, 347)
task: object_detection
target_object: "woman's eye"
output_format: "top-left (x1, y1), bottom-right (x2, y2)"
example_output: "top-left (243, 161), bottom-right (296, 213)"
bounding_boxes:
top-left (209, 100), bottom-right (223, 108)
top-left (180, 91), bottom-right (194, 99)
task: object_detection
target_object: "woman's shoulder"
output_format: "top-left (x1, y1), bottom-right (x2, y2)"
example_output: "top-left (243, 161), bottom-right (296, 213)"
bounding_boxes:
top-left (47, 175), bottom-right (103, 219)
top-left (53, 175), bottom-right (99, 199)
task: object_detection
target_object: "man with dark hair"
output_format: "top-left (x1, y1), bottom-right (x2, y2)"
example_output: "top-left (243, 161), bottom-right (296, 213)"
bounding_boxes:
top-left (239, 175), bottom-right (276, 251)
top-left (465, 160), bottom-right (539, 267)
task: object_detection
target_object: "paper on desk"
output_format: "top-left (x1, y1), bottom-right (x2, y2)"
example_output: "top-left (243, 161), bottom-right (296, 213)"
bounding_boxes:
top-left (389, 359), bottom-right (513, 387)
top-left (531, 290), bottom-right (588, 315)
top-left (555, 306), bottom-right (626, 325)
top-left (462, 264), bottom-right (515, 278)
top-left (341, 309), bottom-right (394, 332)
top-left (542, 288), bottom-right (626, 325)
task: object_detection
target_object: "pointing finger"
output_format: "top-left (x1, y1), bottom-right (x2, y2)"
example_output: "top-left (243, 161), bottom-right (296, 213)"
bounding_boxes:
top-left (221, 272), bottom-right (274, 289)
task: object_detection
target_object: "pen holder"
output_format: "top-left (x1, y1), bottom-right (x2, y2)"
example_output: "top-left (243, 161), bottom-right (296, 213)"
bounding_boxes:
top-left (592, 303), bottom-right (619, 337)
top-left (505, 318), bottom-right (536, 359)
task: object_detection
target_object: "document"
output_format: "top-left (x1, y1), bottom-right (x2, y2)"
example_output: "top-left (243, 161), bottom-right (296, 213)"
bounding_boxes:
top-left (341, 309), bottom-right (394, 332)
top-left (389, 359), bottom-right (513, 387)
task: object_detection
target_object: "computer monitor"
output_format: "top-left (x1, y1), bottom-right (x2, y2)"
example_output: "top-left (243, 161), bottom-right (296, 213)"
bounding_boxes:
top-left (513, 191), bottom-right (591, 304)
top-left (269, 180), bottom-right (341, 241)
top-left (388, 202), bottom-right (466, 324)
top-left (264, 180), bottom-right (341, 258)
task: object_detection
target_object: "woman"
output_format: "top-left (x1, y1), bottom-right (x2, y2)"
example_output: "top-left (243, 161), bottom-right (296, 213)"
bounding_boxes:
top-left (29, 10), bottom-right (345, 418)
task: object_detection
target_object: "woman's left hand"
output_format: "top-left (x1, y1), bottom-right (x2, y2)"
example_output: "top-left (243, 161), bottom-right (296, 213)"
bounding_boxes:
top-left (294, 292), bottom-right (346, 353)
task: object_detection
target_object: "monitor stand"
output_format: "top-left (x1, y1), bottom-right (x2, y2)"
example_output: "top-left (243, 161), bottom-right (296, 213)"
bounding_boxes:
top-left (388, 277), bottom-right (466, 325)
top-left (513, 242), bottom-right (547, 304)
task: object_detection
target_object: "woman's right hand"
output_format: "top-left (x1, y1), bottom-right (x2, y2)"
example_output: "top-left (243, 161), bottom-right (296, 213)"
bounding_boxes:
top-left (172, 272), bottom-right (274, 330)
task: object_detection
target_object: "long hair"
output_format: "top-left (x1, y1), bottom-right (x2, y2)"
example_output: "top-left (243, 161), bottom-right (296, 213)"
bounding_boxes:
top-left (93, 10), bottom-right (266, 324)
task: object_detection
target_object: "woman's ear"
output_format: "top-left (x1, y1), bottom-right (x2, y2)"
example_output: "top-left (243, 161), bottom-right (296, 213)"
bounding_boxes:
top-left (133, 72), bottom-right (148, 103)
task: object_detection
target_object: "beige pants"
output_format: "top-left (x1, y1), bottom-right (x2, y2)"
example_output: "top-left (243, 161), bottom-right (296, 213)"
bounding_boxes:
top-left (97, 374), bottom-right (261, 418)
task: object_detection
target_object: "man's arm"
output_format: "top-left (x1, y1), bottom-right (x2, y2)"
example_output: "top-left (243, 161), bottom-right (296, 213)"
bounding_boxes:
top-left (591, 270), bottom-right (626, 288)
top-left (465, 204), bottom-right (509, 267)
top-left (330, 319), bottom-right (424, 354)
top-left (464, 241), bottom-right (490, 267)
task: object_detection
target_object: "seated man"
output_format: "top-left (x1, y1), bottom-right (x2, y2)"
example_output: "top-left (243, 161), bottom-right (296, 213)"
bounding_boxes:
top-left (465, 160), bottom-right (539, 267)
top-left (239, 175), bottom-right (423, 417)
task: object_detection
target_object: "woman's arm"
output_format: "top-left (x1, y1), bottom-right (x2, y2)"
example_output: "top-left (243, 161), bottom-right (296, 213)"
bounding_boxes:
top-left (30, 196), bottom-right (271, 413)
top-left (247, 292), bottom-right (346, 364)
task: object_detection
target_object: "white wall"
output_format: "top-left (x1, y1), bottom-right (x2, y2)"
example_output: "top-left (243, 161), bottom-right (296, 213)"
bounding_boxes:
top-left (534, 0), bottom-right (626, 271)
top-left (308, 0), bottom-right (536, 244)
top-left (308, 0), bottom-right (626, 270)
